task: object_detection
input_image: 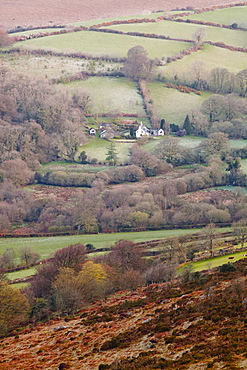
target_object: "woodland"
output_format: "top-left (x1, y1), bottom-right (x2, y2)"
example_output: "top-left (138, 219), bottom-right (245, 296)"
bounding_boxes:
top-left (0, 1), bottom-right (247, 369)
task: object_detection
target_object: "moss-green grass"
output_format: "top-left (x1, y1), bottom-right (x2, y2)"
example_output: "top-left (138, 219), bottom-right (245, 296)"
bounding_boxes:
top-left (7, 267), bottom-right (36, 281)
top-left (0, 228), bottom-right (205, 260)
top-left (79, 136), bottom-right (134, 164)
top-left (159, 44), bottom-right (247, 85)
top-left (14, 31), bottom-right (191, 59)
top-left (67, 77), bottom-right (145, 116)
top-left (188, 250), bottom-right (247, 272)
top-left (108, 19), bottom-right (247, 48)
top-left (183, 6), bottom-right (247, 27)
top-left (10, 282), bottom-right (29, 290)
top-left (147, 82), bottom-right (211, 125)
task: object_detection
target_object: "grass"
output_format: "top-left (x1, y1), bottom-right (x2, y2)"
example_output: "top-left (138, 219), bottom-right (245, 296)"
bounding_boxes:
top-left (240, 158), bottom-right (247, 174)
top-left (14, 31), bottom-right (191, 59)
top-left (183, 6), bottom-right (247, 27)
top-left (0, 53), bottom-right (121, 80)
top-left (10, 282), bottom-right (29, 290)
top-left (11, 28), bottom-right (65, 36)
top-left (189, 249), bottom-right (247, 272)
top-left (229, 139), bottom-right (247, 148)
top-left (67, 77), bottom-right (145, 116)
top-left (108, 19), bottom-right (247, 48)
top-left (211, 186), bottom-right (247, 194)
top-left (159, 44), bottom-right (247, 84)
top-left (79, 136), bottom-right (134, 164)
top-left (40, 162), bottom-right (112, 174)
top-left (68, 12), bottom-right (172, 28)
top-left (143, 136), bottom-right (247, 157)
top-left (0, 228), bottom-right (206, 261)
top-left (178, 135), bottom-right (204, 148)
top-left (147, 82), bottom-right (211, 125)
top-left (7, 267), bottom-right (36, 281)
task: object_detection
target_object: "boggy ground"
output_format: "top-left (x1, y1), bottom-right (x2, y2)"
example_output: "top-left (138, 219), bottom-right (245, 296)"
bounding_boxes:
top-left (1, 0), bottom-right (246, 30)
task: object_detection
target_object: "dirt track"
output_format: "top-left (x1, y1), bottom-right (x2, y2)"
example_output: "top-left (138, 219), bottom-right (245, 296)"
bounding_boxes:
top-left (1, 0), bottom-right (246, 30)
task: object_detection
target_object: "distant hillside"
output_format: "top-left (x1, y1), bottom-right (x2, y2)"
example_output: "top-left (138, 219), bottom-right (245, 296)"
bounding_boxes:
top-left (1, 0), bottom-right (246, 29)
top-left (1, 259), bottom-right (247, 369)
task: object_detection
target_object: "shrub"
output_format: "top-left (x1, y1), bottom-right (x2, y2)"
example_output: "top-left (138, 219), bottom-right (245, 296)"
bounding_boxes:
top-left (220, 263), bottom-right (237, 273)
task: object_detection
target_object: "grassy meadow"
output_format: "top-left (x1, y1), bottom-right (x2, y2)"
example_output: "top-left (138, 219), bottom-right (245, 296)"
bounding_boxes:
top-left (147, 83), bottom-right (211, 124)
top-left (7, 267), bottom-right (36, 281)
top-left (183, 6), bottom-right (247, 27)
top-left (14, 31), bottom-right (191, 59)
top-left (159, 44), bottom-right (247, 84)
top-left (108, 19), bottom-right (247, 48)
top-left (189, 250), bottom-right (247, 272)
top-left (77, 135), bottom-right (133, 164)
top-left (68, 12), bottom-right (164, 28)
top-left (67, 77), bottom-right (145, 115)
top-left (0, 228), bottom-right (204, 261)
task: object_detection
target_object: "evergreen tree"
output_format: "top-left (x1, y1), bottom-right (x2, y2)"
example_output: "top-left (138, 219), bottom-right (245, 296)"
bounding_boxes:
top-left (106, 142), bottom-right (118, 166)
top-left (183, 115), bottom-right (193, 135)
top-left (160, 119), bottom-right (165, 130)
top-left (129, 125), bottom-right (135, 139)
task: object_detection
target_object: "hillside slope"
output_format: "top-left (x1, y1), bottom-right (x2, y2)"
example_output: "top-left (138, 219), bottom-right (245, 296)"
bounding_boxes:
top-left (1, 260), bottom-right (247, 369)
top-left (1, 0), bottom-right (246, 29)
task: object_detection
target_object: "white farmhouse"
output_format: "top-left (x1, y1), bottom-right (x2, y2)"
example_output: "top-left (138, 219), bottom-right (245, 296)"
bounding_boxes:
top-left (136, 123), bottom-right (164, 138)
top-left (135, 122), bottom-right (150, 138)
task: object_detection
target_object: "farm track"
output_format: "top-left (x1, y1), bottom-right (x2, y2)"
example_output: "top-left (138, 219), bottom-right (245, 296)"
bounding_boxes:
top-left (1, 0), bottom-right (246, 30)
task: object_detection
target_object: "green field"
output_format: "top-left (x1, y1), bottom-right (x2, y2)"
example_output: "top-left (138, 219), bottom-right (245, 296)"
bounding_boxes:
top-left (189, 250), bottom-right (247, 272)
top-left (67, 77), bottom-right (145, 116)
top-left (229, 140), bottom-right (247, 148)
top-left (147, 83), bottom-right (211, 125)
top-left (0, 228), bottom-right (204, 261)
top-left (108, 19), bottom-right (247, 48)
top-left (78, 136), bottom-right (133, 164)
top-left (183, 6), bottom-right (247, 27)
top-left (7, 267), bottom-right (36, 281)
top-left (69, 12), bottom-right (170, 28)
top-left (159, 44), bottom-right (247, 84)
top-left (14, 31), bottom-right (191, 59)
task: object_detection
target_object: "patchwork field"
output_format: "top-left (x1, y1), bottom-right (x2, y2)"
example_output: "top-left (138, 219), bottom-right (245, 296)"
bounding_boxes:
top-left (1, 0), bottom-right (244, 30)
top-left (0, 228), bottom-right (203, 260)
top-left (183, 5), bottom-right (247, 26)
top-left (14, 31), bottom-right (191, 59)
top-left (108, 19), bottom-right (247, 48)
